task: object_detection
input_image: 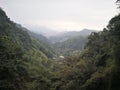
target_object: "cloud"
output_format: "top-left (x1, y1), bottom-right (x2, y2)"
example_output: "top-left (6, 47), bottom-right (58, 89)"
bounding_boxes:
top-left (0, 0), bottom-right (117, 31)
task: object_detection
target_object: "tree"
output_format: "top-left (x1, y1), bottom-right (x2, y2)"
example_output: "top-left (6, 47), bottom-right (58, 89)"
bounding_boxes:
top-left (116, 0), bottom-right (120, 8)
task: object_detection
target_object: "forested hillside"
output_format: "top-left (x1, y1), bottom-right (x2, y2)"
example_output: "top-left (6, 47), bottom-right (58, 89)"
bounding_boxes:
top-left (0, 0), bottom-right (120, 90)
top-left (49, 29), bottom-right (95, 43)
top-left (53, 36), bottom-right (87, 56)
top-left (0, 8), bottom-right (53, 90)
top-left (50, 13), bottom-right (120, 90)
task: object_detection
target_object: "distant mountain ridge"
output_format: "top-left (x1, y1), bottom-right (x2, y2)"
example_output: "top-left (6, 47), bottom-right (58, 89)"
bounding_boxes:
top-left (53, 35), bottom-right (88, 56)
top-left (16, 24), bottom-right (50, 44)
top-left (49, 29), bottom-right (96, 43)
top-left (25, 25), bottom-right (60, 37)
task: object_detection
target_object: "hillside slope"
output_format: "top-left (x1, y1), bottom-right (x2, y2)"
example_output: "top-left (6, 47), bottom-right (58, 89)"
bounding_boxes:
top-left (49, 29), bottom-right (95, 43)
top-left (0, 2), bottom-right (120, 90)
top-left (51, 14), bottom-right (120, 90)
top-left (53, 35), bottom-right (88, 56)
top-left (0, 8), bottom-right (53, 90)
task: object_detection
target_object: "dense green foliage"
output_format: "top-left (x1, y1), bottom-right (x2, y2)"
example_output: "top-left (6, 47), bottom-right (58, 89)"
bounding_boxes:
top-left (0, 1), bottom-right (120, 90)
top-left (53, 36), bottom-right (87, 56)
top-left (50, 14), bottom-right (120, 90)
top-left (0, 8), bottom-right (53, 90)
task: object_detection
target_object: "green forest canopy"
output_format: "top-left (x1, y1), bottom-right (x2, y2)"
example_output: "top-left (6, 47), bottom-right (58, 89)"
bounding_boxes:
top-left (0, 1), bottom-right (120, 90)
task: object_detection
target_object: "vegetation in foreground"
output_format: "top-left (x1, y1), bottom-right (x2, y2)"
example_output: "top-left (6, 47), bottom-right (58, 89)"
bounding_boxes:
top-left (0, 1), bottom-right (120, 90)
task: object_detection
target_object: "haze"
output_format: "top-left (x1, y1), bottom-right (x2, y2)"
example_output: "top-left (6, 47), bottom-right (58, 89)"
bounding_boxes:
top-left (0, 0), bottom-right (118, 31)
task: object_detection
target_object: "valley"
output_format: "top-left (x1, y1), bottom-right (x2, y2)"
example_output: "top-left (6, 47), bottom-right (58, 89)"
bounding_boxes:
top-left (0, 1), bottom-right (120, 90)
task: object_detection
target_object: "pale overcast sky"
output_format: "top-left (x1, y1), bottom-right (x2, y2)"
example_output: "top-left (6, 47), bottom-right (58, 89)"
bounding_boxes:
top-left (0, 0), bottom-right (118, 31)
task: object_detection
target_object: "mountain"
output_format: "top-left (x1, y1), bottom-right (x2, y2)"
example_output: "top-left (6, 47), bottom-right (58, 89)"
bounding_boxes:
top-left (78, 29), bottom-right (97, 36)
top-left (0, 8), bottom-right (53, 90)
top-left (51, 14), bottom-right (120, 90)
top-left (25, 25), bottom-right (60, 38)
top-left (49, 29), bottom-right (96, 43)
top-left (16, 23), bottom-right (51, 45)
top-left (1, 4), bottom-right (120, 90)
top-left (50, 29), bottom-right (96, 56)
top-left (53, 35), bottom-right (88, 56)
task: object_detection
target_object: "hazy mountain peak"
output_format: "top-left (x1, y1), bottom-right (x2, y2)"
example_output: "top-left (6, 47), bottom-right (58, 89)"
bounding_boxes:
top-left (49, 29), bottom-right (97, 43)
top-left (23, 25), bottom-right (60, 38)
